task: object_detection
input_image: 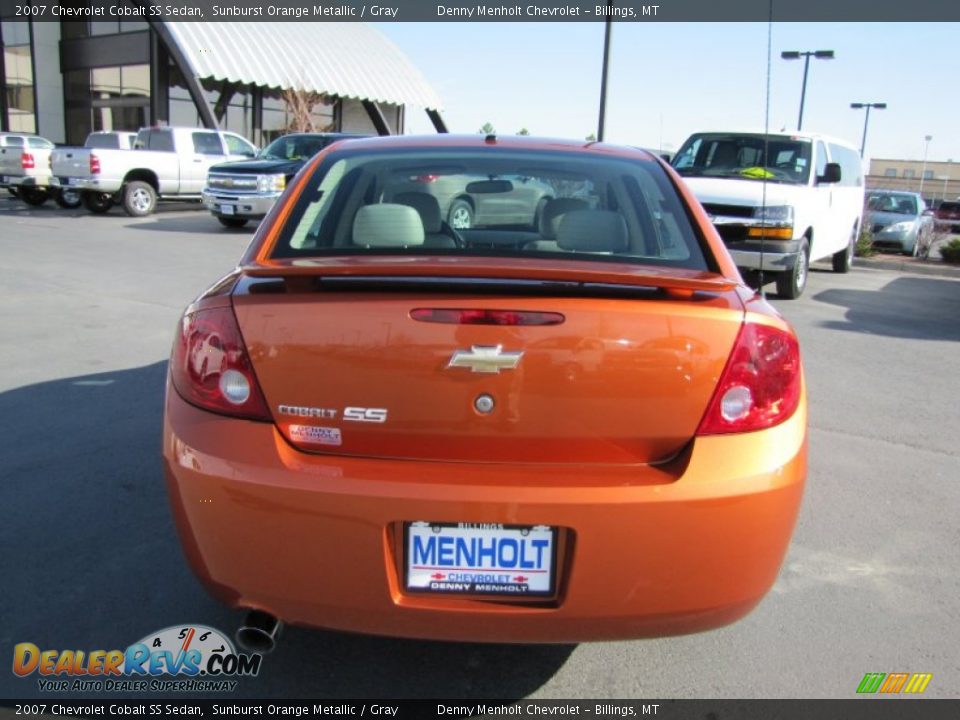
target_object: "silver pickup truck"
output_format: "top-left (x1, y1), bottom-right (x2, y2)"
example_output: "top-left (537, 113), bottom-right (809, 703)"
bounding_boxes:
top-left (0, 133), bottom-right (71, 207)
top-left (52, 126), bottom-right (257, 216)
top-left (1, 132), bottom-right (137, 209)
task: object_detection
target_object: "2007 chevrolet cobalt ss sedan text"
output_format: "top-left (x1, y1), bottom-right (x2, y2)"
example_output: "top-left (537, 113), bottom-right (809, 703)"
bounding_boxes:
top-left (163, 135), bottom-right (806, 646)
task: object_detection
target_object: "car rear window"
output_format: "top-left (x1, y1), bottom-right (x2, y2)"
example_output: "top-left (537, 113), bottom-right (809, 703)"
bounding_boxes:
top-left (270, 148), bottom-right (710, 271)
top-left (86, 134), bottom-right (119, 149)
top-left (938, 202), bottom-right (960, 212)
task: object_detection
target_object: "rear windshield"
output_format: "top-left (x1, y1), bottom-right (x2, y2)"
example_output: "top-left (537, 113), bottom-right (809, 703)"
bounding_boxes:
top-left (270, 148), bottom-right (710, 270)
top-left (86, 134), bottom-right (119, 149)
top-left (672, 133), bottom-right (813, 185)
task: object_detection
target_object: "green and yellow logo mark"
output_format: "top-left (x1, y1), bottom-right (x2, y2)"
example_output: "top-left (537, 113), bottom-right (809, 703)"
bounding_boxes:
top-left (857, 672), bottom-right (932, 694)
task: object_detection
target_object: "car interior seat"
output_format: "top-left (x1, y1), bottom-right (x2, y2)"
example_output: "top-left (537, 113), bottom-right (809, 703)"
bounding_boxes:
top-left (710, 143), bottom-right (740, 169)
top-left (556, 210), bottom-right (629, 254)
top-left (393, 192), bottom-right (460, 247)
top-left (352, 204), bottom-right (425, 248)
top-left (524, 198), bottom-right (590, 251)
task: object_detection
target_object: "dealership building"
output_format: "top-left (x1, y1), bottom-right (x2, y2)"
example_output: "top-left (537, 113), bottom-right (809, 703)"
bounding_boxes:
top-left (0, 15), bottom-right (445, 145)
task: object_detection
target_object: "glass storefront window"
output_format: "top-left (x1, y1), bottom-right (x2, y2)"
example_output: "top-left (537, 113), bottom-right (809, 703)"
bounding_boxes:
top-left (64, 63), bottom-right (150, 143)
top-left (2, 20), bottom-right (36, 133)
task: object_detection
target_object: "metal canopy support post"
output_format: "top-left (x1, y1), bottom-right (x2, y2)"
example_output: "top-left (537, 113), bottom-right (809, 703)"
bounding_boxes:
top-left (427, 108), bottom-right (448, 133)
top-left (362, 100), bottom-right (391, 136)
top-left (213, 81), bottom-right (238, 123)
top-left (149, 29), bottom-right (170, 126)
top-left (149, 20), bottom-right (218, 130)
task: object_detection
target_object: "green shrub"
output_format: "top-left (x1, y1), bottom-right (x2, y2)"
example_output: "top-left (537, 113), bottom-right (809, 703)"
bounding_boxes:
top-left (939, 238), bottom-right (960, 264)
top-left (855, 229), bottom-right (877, 257)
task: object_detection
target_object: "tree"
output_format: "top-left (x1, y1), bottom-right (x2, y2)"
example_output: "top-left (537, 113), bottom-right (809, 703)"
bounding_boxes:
top-left (282, 89), bottom-right (335, 132)
top-left (478, 122), bottom-right (496, 135)
top-left (517, 127), bottom-right (530, 136)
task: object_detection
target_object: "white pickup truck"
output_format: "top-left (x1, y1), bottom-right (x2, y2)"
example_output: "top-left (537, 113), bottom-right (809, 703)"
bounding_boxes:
top-left (52, 126), bottom-right (257, 216)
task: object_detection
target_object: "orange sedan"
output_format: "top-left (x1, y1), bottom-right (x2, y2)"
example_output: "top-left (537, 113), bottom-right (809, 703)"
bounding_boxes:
top-left (163, 135), bottom-right (806, 648)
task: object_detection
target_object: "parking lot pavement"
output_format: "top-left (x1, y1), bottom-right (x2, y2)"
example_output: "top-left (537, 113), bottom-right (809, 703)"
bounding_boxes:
top-left (1, 201), bottom-right (958, 699)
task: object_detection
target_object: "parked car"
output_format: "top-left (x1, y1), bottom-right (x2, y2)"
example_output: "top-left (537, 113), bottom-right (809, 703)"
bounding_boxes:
top-left (934, 200), bottom-right (960, 234)
top-left (388, 171), bottom-right (555, 230)
top-left (202, 132), bottom-right (364, 228)
top-left (0, 133), bottom-right (82, 208)
top-left (864, 190), bottom-right (935, 256)
top-left (671, 131), bottom-right (864, 298)
top-left (163, 135), bottom-right (806, 647)
top-left (52, 126), bottom-right (257, 217)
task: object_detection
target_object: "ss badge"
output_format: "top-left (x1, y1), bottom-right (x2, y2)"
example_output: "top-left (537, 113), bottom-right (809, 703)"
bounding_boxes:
top-left (343, 407), bottom-right (388, 423)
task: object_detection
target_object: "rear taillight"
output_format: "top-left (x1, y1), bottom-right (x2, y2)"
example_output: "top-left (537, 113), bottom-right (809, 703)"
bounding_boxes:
top-left (89, 154), bottom-right (101, 175)
top-left (410, 308), bottom-right (565, 326)
top-left (21, 153), bottom-right (34, 170)
top-left (169, 306), bottom-right (271, 421)
top-left (696, 321), bottom-right (801, 435)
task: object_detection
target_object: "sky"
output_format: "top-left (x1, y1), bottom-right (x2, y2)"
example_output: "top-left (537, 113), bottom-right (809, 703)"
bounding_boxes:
top-left (374, 22), bottom-right (960, 168)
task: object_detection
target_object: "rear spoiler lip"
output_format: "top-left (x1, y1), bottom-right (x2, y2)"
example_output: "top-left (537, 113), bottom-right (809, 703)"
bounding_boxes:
top-left (238, 257), bottom-right (739, 293)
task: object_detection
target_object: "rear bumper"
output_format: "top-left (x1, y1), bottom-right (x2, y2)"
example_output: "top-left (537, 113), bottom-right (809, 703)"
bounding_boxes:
top-left (1, 173), bottom-right (54, 189)
top-left (202, 189), bottom-right (279, 219)
top-left (163, 383), bottom-right (806, 643)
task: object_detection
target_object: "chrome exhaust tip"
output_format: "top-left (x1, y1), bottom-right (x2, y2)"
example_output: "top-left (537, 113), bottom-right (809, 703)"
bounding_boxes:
top-left (235, 610), bottom-right (282, 654)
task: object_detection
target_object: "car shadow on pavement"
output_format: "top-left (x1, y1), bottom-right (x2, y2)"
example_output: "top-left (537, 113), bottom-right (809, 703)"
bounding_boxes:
top-left (124, 214), bottom-right (257, 235)
top-left (813, 275), bottom-right (960, 342)
top-left (0, 362), bottom-right (575, 700)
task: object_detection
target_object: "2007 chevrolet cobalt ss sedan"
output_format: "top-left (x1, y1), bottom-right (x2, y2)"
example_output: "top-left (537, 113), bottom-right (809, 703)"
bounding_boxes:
top-left (163, 135), bottom-right (806, 645)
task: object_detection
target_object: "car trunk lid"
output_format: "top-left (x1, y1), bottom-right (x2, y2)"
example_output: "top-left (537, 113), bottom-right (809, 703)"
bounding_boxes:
top-left (232, 260), bottom-right (744, 465)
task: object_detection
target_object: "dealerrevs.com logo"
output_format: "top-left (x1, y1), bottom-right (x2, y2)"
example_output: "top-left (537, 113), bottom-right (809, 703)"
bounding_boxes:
top-left (13, 625), bottom-right (261, 693)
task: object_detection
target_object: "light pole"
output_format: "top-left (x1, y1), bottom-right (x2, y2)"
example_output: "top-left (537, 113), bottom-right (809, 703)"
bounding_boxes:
top-left (850, 102), bottom-right (887, 158)
top-left (919, 135), bottom-right (932, 198)
top-left (597, 0), bottom-right (614, 141)
top-left (781, 50), bottom-right (834, 131)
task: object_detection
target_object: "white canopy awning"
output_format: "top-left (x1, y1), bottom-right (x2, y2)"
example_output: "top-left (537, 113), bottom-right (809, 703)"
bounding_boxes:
top-left (164, 22), bottom-right (442, 110)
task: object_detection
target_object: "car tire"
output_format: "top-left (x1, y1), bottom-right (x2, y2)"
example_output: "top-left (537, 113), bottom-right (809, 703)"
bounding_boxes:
top-left (19, 187), bottom-right (49, 206)
top-left (217, 216), bottom-right (249, 229)
top-left (82, 192), bottom-right (113, 214)
top-left (7, 187), bottom-right (19, 198)
top-left (123, 181), bottom-right (157, 217)
top-left (832, 227), bottom-right (855, 273)
top-left (55, 188), bottom-right (82, 209)
top-left (776, 239), bottom-right (809, 300)
top-left (448, 198), bottom-right (473, 230)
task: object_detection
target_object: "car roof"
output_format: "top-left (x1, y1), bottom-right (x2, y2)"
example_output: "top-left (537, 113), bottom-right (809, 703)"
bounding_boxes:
top-left (329, 134), bottom-right (659, 161)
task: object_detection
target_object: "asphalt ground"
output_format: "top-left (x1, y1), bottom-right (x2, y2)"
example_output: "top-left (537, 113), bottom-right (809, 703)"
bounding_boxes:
top-left (1, 198), bottom-right (958, 700)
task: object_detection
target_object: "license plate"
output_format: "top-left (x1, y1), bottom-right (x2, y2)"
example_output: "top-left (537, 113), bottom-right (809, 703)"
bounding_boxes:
top-left (60, 177), bottom-right (75, 186)
top-left (220, 204), bottom-right (235, 215)
top-left (405, 522), bottom-right (556, 596)
top-left (1, 176), bottom-right (9, 184)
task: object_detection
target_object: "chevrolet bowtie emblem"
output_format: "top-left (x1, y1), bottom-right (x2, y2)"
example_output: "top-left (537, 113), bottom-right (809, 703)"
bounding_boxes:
top-left (447, 345), bottom-right (523, 374)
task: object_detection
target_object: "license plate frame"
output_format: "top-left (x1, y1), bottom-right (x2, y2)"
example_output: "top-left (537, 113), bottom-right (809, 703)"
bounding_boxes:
top-left (403, 522), bottom-right (557, 597)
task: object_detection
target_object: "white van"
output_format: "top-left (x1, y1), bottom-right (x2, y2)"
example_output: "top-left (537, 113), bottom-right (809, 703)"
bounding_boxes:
top-left (671, 131), bottom-right (864, 298)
